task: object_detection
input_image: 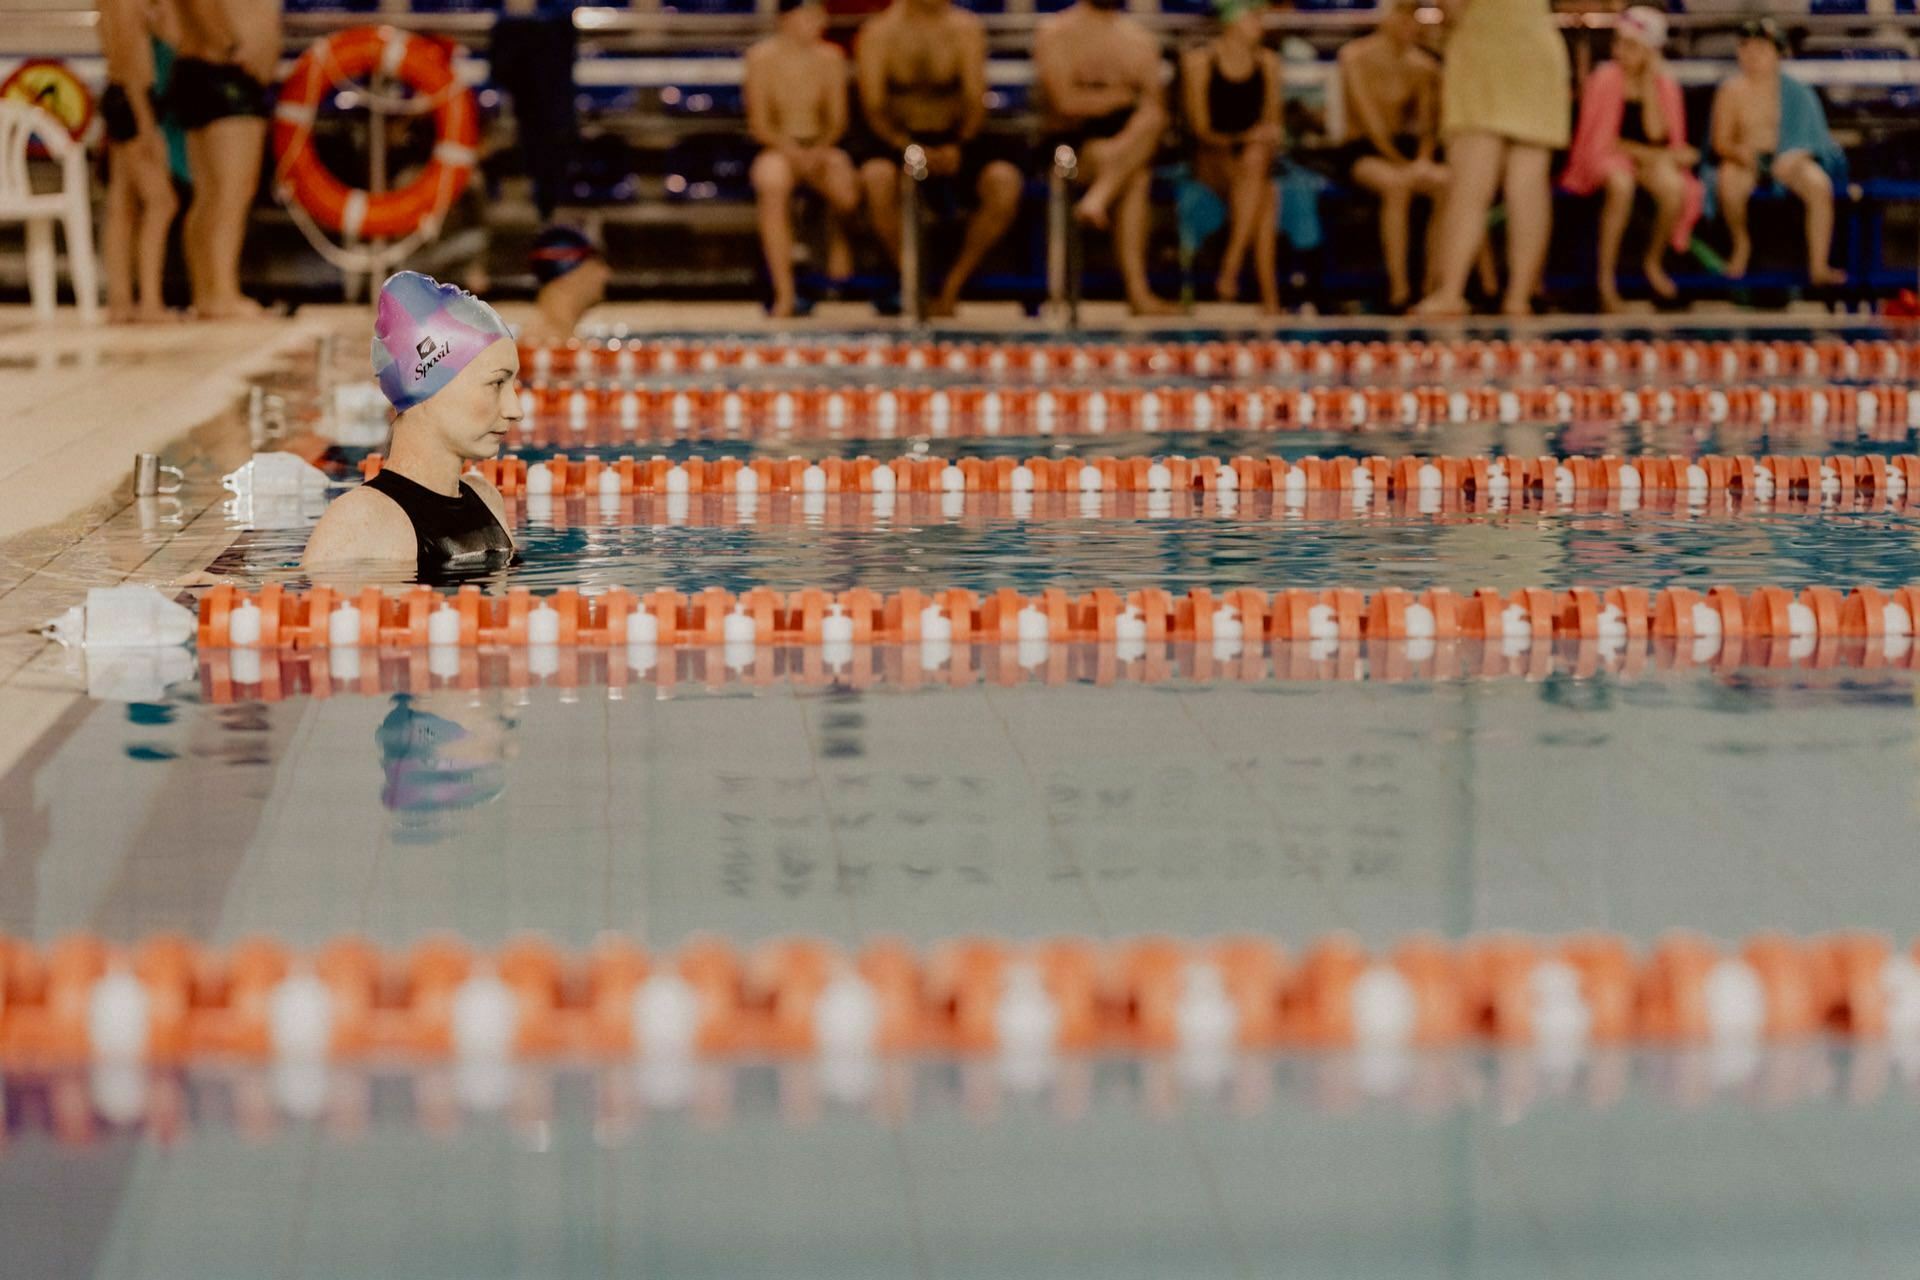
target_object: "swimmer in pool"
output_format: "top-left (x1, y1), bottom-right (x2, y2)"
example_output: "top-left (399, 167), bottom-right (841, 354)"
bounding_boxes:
top-left (516, 224), bottom-right (610, 345)
top-left (303, 271), bottom-right (519, 580)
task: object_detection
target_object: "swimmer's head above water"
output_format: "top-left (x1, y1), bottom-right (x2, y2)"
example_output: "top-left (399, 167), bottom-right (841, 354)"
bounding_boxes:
top-left (301, 273), bottom-right (520, 577)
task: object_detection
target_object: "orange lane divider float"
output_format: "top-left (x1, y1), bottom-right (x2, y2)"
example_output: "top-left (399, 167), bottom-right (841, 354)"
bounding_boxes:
top-left (2, 930), bottom-right (1915, 1064)
top-left (193, 608), bottom-right (1920, 706)
top-left (196, 582), bottom-right (1920, 659)
top-left (375, 451), bottom-right (1920, 503)
top-left (505, 381), bottom-right (1920, 434)
top-left (521, 335), bottom-right (1920, 381)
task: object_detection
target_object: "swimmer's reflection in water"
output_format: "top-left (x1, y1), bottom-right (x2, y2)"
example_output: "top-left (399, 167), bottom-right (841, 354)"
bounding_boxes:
top-left (303, 271), bottom-right (521, 584)
top-left (376, 693), bottom-right (516, 839)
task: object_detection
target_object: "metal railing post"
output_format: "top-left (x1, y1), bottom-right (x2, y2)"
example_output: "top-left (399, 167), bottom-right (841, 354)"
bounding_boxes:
top-left (1045, 144), bottom-right (1080, 330)
top-left (899, 144), bottom-right (929, 325)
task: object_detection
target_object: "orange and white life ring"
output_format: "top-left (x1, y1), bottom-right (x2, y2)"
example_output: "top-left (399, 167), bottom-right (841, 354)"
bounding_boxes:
top-left (272, 26), bottom-right (478, 241)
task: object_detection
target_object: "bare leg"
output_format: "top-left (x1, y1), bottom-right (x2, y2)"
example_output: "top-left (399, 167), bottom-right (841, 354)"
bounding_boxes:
top-left (192, 117), bottom-right (267, 318)
top-left (1216, 140), bottom-right (1273, 302)
top-left (751, 150), bottom-right (800, 316)
top-left (181, 129), bottom-right (210, 307)
top-left (1352, 156), bottom-right (1414, 308)
top-left (1252, 174), bottom-right (1280, 313)
top-left (1717, 160), bottom-right (1757, 278)
top-left (1113, 166), bottom-right (1175, 315)
top-left (859, 158), bottom-right (903, 261)
top-left (1075, 105), bottom-right (1166, 231)
top-left (816, 149), bottom-right (860, 280)
top-left (1500, 143), bottom-right (1552, 316)
top-left (1638, 154), bottom-right (1684, 301)
top-left (134, 153), bottom-right (179, 319)
top-left (1596, 165), bottom-right (1635, 313)
top-left (932, 161), bottom-right (1022, 317)
top-left (1413, 131), bottom-right (1504, 316)
top-left (1774, 151), bottom-right (1844, 286)
top-left (104, 148), bottom-right (137, 323)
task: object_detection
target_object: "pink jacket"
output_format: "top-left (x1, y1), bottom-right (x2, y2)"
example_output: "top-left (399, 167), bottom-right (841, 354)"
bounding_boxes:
top-left (1559, 61), bottom-right (1702, 252)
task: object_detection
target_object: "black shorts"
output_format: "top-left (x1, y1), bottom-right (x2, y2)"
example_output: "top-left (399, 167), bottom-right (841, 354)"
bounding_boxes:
top-left (168, 58), bottom-right (270, 130)
top-left (1039, 107), bottom-right (1136, 168)
top-left (1327, 132), bottom-right (1429, 176)
top-left (852, 131), bottom-right (1020, 207)
top-left (100, 84), bottom-right (140, 144)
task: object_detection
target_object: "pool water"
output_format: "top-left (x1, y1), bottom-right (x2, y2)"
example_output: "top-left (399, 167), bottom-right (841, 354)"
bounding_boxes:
top-left (7, 324), bottom-right (1920, 1279)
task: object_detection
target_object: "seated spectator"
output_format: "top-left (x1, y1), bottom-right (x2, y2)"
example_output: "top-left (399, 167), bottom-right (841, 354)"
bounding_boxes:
top-left (1332, 0), bottom-right (1446, 311)
top-left (1560, 7), bottom-right (1701, 311)
top-left (98, 0), bottom-right (182, 323)
top-left (518, 226), bottom-right (608, 344)
top-left (1709, 17), bottom-right (1846, 285)
top-left (855, 0), bottom-right (1023, 317)
top-left (746, 0), bottom-right (861, 317)
top-left (1180, 0), bottom-right (1282, 311)
top-left (1035, 0), bottom-right (1175, 315)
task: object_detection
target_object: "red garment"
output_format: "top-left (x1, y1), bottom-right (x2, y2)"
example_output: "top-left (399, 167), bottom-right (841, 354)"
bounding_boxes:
top-left (1559, 61), bottom-right (1702, 253)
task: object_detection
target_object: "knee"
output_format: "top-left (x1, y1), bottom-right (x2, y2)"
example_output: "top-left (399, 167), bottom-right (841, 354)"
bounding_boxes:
top-left (979, 162), bottom-right (1023, 212)
top-left (1235, 143), bottom-right (1273, 177)
top-left (1604, 168), bottom-right (1635, 202)
top-left (1795, 165), bottom-right (1833, 202)
top-left (859, 158), bottom-right (896, 190)
top-left (751, 152), bottom-right (794, 199)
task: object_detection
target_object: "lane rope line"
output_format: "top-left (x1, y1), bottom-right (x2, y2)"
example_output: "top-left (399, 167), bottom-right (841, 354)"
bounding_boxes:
top-left (507, 381), bottom-right (1920, 434)
top-left (3, 930), bottom-right (1914, 1064)
top-left (523, 336), bottom-right (1920, 382)
top-left (196, 582), bottom-right (1920, 656)
top-left (376, 451), bottom-right (1920, 502)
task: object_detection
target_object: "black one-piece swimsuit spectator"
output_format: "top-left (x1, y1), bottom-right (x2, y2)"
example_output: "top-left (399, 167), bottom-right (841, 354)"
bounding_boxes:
top-left (362, 468), bottom-right (516, 581)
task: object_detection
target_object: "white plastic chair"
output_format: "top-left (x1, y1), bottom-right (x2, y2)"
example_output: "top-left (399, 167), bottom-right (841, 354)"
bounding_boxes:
top-left (0, 100), bottom-right (99, 323)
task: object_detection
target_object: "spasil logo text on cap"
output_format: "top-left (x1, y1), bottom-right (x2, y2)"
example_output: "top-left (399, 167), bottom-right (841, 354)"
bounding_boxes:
top-left (413, 334), bottom-right (453, 380)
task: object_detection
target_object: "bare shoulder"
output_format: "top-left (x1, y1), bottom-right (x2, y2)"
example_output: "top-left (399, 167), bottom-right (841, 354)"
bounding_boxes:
top-left (1035, 11), bottom-right (1068, 43)
top-left (817, 39), bottom-right (847, 65)
top-left (745, 37), bottom-right (776, 66)
top-left (1122, 17), bottom-right (1160, 55)
top-left (945, 7), bottom-right (985, 38)
top-left (302, 486), bottom-right (414, 568)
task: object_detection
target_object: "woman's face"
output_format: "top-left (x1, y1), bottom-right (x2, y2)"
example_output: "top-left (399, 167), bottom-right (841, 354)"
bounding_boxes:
top-left (1616, 37), bottom-right (1649, 75)
top-left (406, 338), bottom-right (523, 461)
top-left (1226, 9), bottom-right (1263, 46)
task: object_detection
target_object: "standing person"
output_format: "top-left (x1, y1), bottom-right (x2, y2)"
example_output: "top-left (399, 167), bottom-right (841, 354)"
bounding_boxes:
top-left (1333, 0), bottom-right (1448, 312)
top-left (854, 0), bottom-right (1023, 317)
top-left (304, 273), bottom-right (519, 579)
top-left (1034, 0), bottom-right (1175, 316)
top-left (98, 0), bottom-right (181, 323)
top-left (170, 0), bottom-right (280, 319)
top-left (518, 226), bottom-right (609, 344)
top-left (746, 0), bottom-right (861, 317)
top-left (1709, 17), bottom-right (1846, 286)
top-left (1180, 0), bottom-right (1282, 312)
top-left (1560, 7), bottom-right (1701, 312)
top-left (1411, 0), bottom-right (1570, 318)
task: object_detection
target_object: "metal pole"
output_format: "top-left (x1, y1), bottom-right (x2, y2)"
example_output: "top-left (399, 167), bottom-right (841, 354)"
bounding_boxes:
top-left (1045, 144), bottom-right (1080, 330)
top-left (900, 144), bottom-right (928, 325)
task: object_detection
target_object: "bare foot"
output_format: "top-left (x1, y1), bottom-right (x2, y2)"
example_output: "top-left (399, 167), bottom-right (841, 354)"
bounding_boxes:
top-left (1810, 265), bottom-right (1848, 288)
top-left (1642, 257), bottom-right (1678, 302)
top-left (768, 293), bottom-right (797, 319)
top-left (1127, 294), bottom-right (1182, 318)
top-left (1724, 243), bottom-right (1751, 280)
top-left (195, 295), bottom-right (268, 321)
top-left (1258, 296), bottom-right (1283, 317)
top-left (108, 305), bottom-right (137, 326)
top-left (1214, 270), bottom-right (1239, 303)
top-left (1073, 188), bottom-right (1112, 231)
top-left (927, 293), bottom-right (959, 319)
top-left (132, 305), bottom-right (179, 324)
top-left (1598, 287), bottom-right (1627, 315)
top-left (1500, 294), bottom-right (1534, 318)
top-left (1410, 292), bottom-right (1469, 319)
top-left (826, 243), bottom-right (854, 280)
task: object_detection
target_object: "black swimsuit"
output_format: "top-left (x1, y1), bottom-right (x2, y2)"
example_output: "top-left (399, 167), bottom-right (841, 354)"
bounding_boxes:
top-left (167, 58), bottom-right (270, 129)
top-left (363, 469), bottom-right (515, 581)
top-left (1206, 53), bottom-right (1266, 140)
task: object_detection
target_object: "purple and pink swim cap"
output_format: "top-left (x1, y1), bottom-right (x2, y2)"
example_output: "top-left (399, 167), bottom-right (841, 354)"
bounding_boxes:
top-left (371, 271), bottom-right (515, 411)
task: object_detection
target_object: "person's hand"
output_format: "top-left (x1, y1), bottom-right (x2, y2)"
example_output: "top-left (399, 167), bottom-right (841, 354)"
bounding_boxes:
top-left (1248, 121), bottom-right (1282, 148)
top-left (1674, 144), bottom-right (1700, 168)
top-left (134, 128), bottom-right (168, 172)
top-left (925, 144), bottom-right (963, 177)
